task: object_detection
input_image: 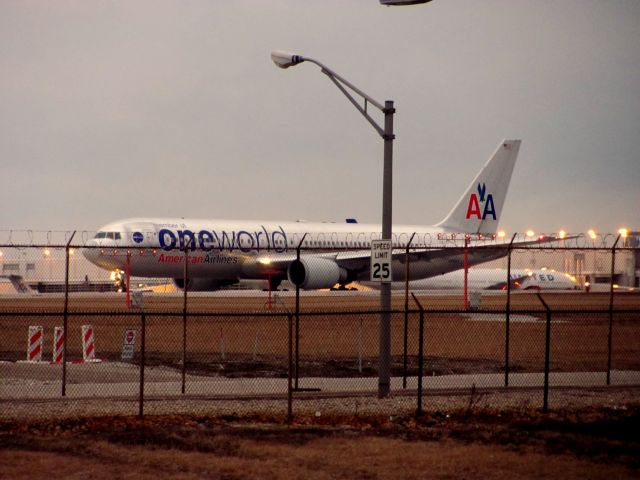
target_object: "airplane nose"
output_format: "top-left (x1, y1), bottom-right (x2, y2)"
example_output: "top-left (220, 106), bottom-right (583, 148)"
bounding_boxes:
top-left (83, 240), bottom-right (99, 263)
top-left (83, 239), bottom-right (124, 271)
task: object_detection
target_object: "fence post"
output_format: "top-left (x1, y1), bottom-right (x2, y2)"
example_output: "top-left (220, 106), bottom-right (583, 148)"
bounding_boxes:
top-left (403, 232), bottom-right (416, 389)
top-left (463, 236), bottom-right (469, 310)
top-left (139, 311), bottom-right (146, 419)
top-left (61, 231), bottom-right (76, 397)
top-left (287, 312), bottom-right (293, 423)
top-left (294, 234), bottom-right (307, 390)
top-left (125, 251), bottom-right (131, 309)
top-left (505, 233), bottom-right (516, 387)
top-left (606, 234), bottom-right (621, 385)
top-left (181, 237), bottom-right (191, 395)
top-left (536, 293), bottom-right (552, 413)
top-left (358, 318), bottom-right (363, 374)
top-left (411, 293), bottom-right (425, 417)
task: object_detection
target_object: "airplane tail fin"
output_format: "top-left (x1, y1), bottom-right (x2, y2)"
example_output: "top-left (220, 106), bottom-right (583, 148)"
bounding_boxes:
top-left (436, 139), bottom-right (521, 235)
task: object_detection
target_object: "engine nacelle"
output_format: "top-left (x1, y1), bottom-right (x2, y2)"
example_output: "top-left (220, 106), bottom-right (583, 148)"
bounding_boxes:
top-left (287, 257), bottom-right (347, 290)
top-left (173, 277), bottom-right (237, 291)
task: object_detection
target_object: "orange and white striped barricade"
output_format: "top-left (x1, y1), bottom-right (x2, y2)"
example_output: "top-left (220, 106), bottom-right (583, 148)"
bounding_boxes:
top-left (52, 326), bottom-right (64, 364)
top-left (26, 326), bottom-right (44, 362)
top-left (81, 324), bottom-right (101, 362)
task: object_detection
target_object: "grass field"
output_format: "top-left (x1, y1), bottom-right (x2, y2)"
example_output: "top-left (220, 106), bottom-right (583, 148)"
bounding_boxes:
top-left (1, 405), bottom-right (639, 479)
top-left (1, 292), bottom-right (639, 377)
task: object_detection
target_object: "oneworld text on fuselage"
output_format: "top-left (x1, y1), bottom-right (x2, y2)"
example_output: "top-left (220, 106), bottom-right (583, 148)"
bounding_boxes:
top-left (158, 226), bottom-right (288, 253)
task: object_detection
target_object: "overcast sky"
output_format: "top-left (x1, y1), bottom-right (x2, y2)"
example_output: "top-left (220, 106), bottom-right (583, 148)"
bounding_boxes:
top-left (1, 0), bottom-right (639, 236)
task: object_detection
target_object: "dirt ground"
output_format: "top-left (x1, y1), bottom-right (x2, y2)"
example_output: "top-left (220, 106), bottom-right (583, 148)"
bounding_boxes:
top-left (1, 405), bottom-right (639, 479)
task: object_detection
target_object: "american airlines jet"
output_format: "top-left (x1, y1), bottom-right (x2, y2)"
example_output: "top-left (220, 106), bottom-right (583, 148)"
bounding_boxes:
top-left (84, 140), bottom-right (543, 291)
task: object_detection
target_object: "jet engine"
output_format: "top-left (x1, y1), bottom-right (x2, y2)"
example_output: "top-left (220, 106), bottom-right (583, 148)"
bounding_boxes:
top-left (287, 257), bottom-right (348, 290)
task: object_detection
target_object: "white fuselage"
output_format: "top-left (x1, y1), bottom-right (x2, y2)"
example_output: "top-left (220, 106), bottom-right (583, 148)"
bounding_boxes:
top-left (84, 217), bottom-right (485, 279)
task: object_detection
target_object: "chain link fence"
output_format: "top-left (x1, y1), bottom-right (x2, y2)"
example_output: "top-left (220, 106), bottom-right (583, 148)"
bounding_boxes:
top-left (1, 230), bottom-right (638, 420)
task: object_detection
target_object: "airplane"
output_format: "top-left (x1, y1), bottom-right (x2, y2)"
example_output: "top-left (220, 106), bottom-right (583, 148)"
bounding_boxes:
top-left (358, 268), bottom-right (579, 291)
top-left (83, 139), bottom-right (558, 291)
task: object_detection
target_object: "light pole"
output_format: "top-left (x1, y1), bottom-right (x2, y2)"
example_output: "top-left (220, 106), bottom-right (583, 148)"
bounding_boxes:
top-left (272, 51), bottom-right (395, 398)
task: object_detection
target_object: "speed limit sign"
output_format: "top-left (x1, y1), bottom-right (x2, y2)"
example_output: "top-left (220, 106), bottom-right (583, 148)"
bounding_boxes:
top-left (371, 239), bottom-right (392, 283)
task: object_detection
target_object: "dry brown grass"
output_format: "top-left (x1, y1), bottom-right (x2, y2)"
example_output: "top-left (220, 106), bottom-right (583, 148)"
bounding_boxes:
top-left (1, 407), bottom-right (639, 479)
top-left (1, 293), bottom-right (638, 375)
top-left (2, 438), bottom-right (634, 480)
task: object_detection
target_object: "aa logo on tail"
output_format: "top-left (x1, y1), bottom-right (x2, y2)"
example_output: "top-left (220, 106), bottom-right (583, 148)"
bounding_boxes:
top-left (466, 183), bottom-right (496, 220)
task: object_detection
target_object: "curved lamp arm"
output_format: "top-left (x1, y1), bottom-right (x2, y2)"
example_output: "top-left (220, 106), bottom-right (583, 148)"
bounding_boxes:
top-left (271, 50), bottom-right (388, 138)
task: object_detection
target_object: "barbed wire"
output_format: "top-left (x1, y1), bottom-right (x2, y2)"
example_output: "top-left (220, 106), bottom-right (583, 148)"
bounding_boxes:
top-left (0, 230), bottom-right (634, 250)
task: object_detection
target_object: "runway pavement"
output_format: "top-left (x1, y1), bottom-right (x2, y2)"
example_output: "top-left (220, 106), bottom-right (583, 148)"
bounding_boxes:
top-left (1, 289), bottom-right (638, 312)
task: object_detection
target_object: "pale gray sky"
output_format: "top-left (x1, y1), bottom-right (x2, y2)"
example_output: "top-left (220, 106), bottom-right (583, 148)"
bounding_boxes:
top-left (1, 0), bottom-right (639, 235)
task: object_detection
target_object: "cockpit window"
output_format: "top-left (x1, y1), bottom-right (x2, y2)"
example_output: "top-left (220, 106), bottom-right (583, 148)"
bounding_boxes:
top-left (94, 232), bottom-right (121, 240)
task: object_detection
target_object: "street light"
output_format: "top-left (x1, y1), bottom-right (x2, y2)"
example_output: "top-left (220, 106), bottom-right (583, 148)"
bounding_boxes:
top-left (43, 248), bottom-right (52, 281)
top-left (380, 0), bottom-right (433, 5)
top-left (380, 0), bottom-right (431, 7)
top-left (272, 50), bottom-right (395, 398)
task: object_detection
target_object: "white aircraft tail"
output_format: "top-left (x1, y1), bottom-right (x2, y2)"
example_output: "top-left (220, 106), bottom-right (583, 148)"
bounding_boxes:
top-left (436, 139), bottom-right (521, 235)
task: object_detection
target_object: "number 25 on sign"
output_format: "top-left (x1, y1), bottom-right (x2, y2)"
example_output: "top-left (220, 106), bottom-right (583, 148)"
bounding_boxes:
top-left (371, 240), bottom-right (392, 282)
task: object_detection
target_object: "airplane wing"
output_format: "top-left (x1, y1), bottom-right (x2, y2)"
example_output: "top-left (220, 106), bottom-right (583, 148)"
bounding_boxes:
top-left (241, 235), bottom-right (568, 288)
top-left (332, 235), bottom-right (568, 282)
